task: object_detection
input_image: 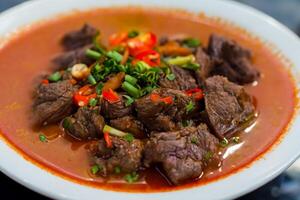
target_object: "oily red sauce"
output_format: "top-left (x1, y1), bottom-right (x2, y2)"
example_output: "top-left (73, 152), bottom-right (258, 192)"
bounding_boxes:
top-left (0, 7), bottom-right (297, 192)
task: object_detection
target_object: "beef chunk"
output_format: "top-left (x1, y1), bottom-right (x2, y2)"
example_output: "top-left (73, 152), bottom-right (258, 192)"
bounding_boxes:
top-left (110, 116), bottom-right (145, 139)
top-left (135, 88), bottom-right (200, 132)
top-left (52, 45), bottom-right (94, 70)
top-left (61, 24), bottom-right (98, 51)
top-left (101, 94), bottom-right (132, 119)
top-left (207, 34), bottom-right (259, 84)
top-left (159, 66), bottom-right (198, 90)
top-left (204, 76), bottom-right (256, 138)
top-left (63, 107), bottom-right (105, 140)
top-left (144, 124), bottom-right (219, 185)
top-left (194, 47), bottom-right (214, 86)
top-left (33, 81), bottom-right (77, 125)
top-left (92, 137), bottom-right (144, 176)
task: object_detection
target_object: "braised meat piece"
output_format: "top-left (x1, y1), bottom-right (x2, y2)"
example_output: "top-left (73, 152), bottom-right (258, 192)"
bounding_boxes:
top-left (61, 24), bottom-right (98, 51)
top-left (144, 124), bottom-right (219, 185)
top-left (204, 76), bottom-right (256, 138)
top-left (159, 66), bottom-right (198, 90)
top-left (207, 34), bottom-right (259, 84)
top-left (135, 88), bottom-right (200, 132)
top-left (92, 137), bottom-right (144, 176)
top-left (194, 47), bottom-right (214, 86)
top-left (110, 116), bottom-right (145, 139)
top-left (62, 107), bottom-right (105, 140)
top-left (33, 81), bottom-right (77, 125)
top-left (101, 94), bottom-right (132, 119)
top-left (52, 45), bottom-right (94, 70)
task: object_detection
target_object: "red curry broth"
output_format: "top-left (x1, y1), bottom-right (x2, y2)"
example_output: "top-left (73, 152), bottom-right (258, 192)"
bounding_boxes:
top-left (0, 7), bottom-right (296, 192)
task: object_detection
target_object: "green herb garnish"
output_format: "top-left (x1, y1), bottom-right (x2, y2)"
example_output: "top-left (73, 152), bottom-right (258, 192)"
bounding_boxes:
top-left (90, 164), bottom-right (102, 175)
top-left (232, 136), bottom-right (240, 144)
top-left (166, 73), bottom-right (176, 81)
top-left (114, 166), bottom-right (121, 174)
top-left (95, 82), bottom-right (104, 95)
top-left (220, 138), bottom-right (229, 147)
top-left (186, 101), bottom-right (195, 113)
top-left (89, 98), bottom-right (98, 107)
top-left (123, 133), bottom-right (134, 143)
top-left (87, 74), bottom-right (97, 85)
top-left (128, 30), bottom-right (139, 38)
top-left (39, 134), bottom-right (47, 143)
top-left (48, 72), bottom-right (61, 82)
top-left (204, 151), bottom-right (213, 161)
top-left (191, 136), bottom-right (198, 144)
top-left (123, 95), bottom-right (134, 107)
top-left (124, 172), bottom-right (139, 183)
top-left (107, 50), bottom-right (123, 63)
top-left (183, 38), bottom-right (201, 48)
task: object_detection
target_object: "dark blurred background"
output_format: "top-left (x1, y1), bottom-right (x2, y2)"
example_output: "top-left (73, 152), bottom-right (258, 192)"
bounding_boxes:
top-left (1, 0), bottom-right (300, 199)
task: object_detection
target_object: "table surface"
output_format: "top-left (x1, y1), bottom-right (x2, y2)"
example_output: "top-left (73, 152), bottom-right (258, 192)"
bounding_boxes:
top-left (1, 1), bottom-right (300, 200)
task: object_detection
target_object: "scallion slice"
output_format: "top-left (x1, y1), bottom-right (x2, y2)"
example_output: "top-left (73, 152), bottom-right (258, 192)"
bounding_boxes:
top-left (125, 75), bottom-right (137, 85)
top-left (48, 72), bottom-right (62, 82)
top-left (87, 74), bottom-right (97, 85)
top-left (103, 125), bottom-right (127, 137)
top-left (107, 50), bottom-right (123, 63)
top-left (122, 81), bottom-right (140, 98)
top-left (86, 49), bottom-right (102, 60)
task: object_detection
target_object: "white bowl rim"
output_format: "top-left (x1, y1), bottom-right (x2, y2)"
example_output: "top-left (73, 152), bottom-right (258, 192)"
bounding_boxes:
top-left (0, 0), bottom-right (300, 200)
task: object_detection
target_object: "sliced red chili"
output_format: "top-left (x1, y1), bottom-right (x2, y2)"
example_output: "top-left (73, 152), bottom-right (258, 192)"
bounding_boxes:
top-left (73, 93), bottom-right (97, 107)
top-left (160, 96), bottom-right (173, 104)
top-left (41, 79), bottom-right (49, 85)
top-left (104, 132), bottom-right (113, 148)
top-left (150, 93), bottom-right (161, 102)
top-left (102, 88), bottom-right (120, 103)
top-left (185, 88), bottom-right (204, 100)
top-left (150, 93), bottom-right (173, 105)
top-left (135, 49), bottom-right (161, 67)
top-left (127, 32), bottom-right (157, 56)
top-left (109, 32), bottom-right (128, 47)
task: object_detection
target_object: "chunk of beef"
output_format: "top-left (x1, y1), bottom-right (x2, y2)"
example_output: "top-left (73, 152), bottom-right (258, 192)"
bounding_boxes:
top-left (52, 45), bottom-right (94, 70)
top-left (63, 107), bottom-right (105, 140)
top-left (144, 124), bottom-right (219, 185)
top-left (135, 88), bottom-right (200, 132)
top-left (92, 137), bottom-right (144, 176)
top-left (101, 94), bottom-right (132, 119)
top-left (207, 34), bottom-right (259, 84)
top-left (61, 24), bottom-right (98, 51)
top-left (33, 81), bottom-right (77, 125)
top-left (159, 66), bottom-right (198, 90)
top-left (110, 116), bottom-right (145, 139)
top-left (194, 47), bottom-right (214, 86)
top-left (204, 76), bottom-right (256, 138)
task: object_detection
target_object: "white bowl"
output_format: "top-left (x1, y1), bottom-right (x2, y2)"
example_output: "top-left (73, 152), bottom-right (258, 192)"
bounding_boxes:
top-left (0, 0), bottom-right (299, 199)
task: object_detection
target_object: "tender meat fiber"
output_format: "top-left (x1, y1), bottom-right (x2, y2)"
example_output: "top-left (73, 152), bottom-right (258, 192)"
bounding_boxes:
top-left (61, 24), bottom-right (98, 51)
top-left (144, 124), bottom-right (219, 185)
top-left (52, 45), bottom-right (94, 70)
top-left (159, 66), bottom-right (198, 90)
top-left (101, 94), bottom-right (132, 119)
top-left (33, 81), bottom-right (77, 125)
top-left (207, 34), bottom-right (259, 84)
top-left (194, 47), bottom-right (214, 86)
top-left (63, 107), bottom-right (105, 140)
top-left (110, 116), bottom-right (145, 139)
top-left (92, 137), bottom-right (144, 176)
top-left (204, 76), bottom-right (256, 138)
top-left (135, 88), bottom-right (200, 132)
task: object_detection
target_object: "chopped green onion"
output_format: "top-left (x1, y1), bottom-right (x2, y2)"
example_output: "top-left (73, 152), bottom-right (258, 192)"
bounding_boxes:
top-left (96, 82), bottom-right (104, 95)
top-left (39, 134), bottom-right (47, 143)
top-left (123, 95), bottom-right (134, 107)
top-left (182, 120), bottom-right (193, 127)
top-left (48, 72), bottom-right (62, 82)
top-left (204, 151), bottom-right (213, 161)
top-left (107, 50), bottom-right (123, 63)
top-left (220, 138), bottom-right (229, 147)
top-left (94, 63), bottom-right (102, 72)
top-left (128, 30), bottom-right (139, 38)
top-left (182, 62), bottom-right (200, 71)
top-left (166, 55), bottom-right (195, 66)
top-left (86, 49), bottom-right (102, 60)
top-left (125, 75), bottom-right (138, 85)
top-left (166, 73), bottom-right (176, 81)
top-left (114, 166), bottom-right (121, 174)
top-left (232, 136), bottom-right (240, 144)
top-left (135, 61), bottom-right (151, 73)
top-left (62, 117), bottom-right (72, 130)
top-left (87, 74), bottom-right (97, 85)
top-left (122, 81), bottom-right (141, 98)
top-left (103, 125), bottom-right (127, 137)
top-left (186, 101), bottom-right (195, 113)
top-left (191, 136), bottom-right (198, 144)
top-left (89, 98), bottom-right (98, 107)
top-left (183, 38), bottom-right (201, 48)
top-left (90, 164), bottom-right (102, 175)
top-left (124, 172), bottom-right (139, 183)
top-left (123, 133), bottom-right (134, 143)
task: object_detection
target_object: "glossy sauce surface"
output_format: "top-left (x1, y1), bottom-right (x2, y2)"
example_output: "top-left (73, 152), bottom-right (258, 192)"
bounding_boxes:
top-left (0, 7), bottom-right (297, 192)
